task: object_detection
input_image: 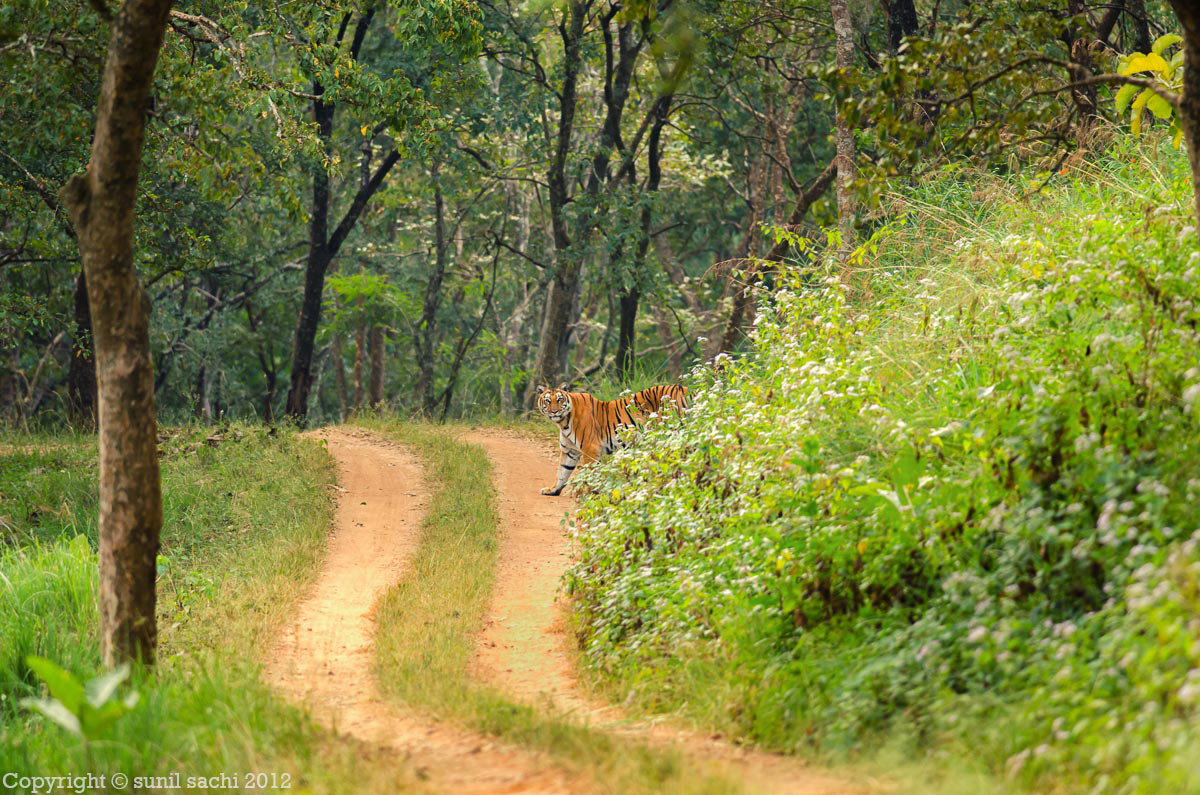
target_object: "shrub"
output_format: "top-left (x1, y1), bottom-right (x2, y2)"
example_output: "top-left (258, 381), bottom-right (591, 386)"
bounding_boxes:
top-left (567, 140), bottom-right (1200, 792)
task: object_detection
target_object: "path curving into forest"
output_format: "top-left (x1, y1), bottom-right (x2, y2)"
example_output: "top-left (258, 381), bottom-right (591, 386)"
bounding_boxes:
top-left (464, 428), bottom-right (863, 795)
top-left (263, 427), bottom-right (578, 794)
top-left (263, 426), bottom-right (864, 794)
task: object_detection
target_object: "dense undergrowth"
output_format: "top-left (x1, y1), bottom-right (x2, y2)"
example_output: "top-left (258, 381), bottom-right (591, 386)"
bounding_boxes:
top-left (568, 136), bottom-right (1200, 793)
top-left (0, 426), bottom-right (406, 793)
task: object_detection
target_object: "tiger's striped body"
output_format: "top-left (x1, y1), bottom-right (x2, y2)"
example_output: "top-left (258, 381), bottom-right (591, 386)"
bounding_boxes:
top-left (535, 383), bottom-right (690, 496)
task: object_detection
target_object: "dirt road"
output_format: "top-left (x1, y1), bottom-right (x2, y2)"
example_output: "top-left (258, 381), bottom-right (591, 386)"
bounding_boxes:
top-left (265, 426), bottom-right (862, 795)
top-left (264, 428), bottom-right (576, 794)
top-left (465, 429), bottom-right (861, 795)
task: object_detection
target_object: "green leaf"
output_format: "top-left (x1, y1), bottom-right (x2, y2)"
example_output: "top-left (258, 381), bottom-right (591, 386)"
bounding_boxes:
top-left (1152, 34), bottom-right (1182, 55)
top-left (1120, 52), bottom-right (1169, 76)
top-left (81, 699), bottom-right (131, 737)
top-left (1146, 93), bottom-right (1173, 120)
top-left (1130, 88), bottom-right (1152, 134)
top-left (1114, 83), bottom-right (1139, 113)
top-left (25, 656), bottom-right (84, 715)
top-left (85, 663), bottom-right (129, 709)
top-left (20, 697), bottom-right (82, 737)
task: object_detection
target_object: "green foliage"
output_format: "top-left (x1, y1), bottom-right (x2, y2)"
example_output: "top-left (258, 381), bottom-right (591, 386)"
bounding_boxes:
top-left (0, 425), bottom-right (402, 792)
top-left (568, 140), bottom-right (1200, 792)
top-left (21, 654), bottom-right (139, 742)
top-left (325, 270), bottom-right (406, 333)
top-left (1114, 35), bottom-right (1186, 147)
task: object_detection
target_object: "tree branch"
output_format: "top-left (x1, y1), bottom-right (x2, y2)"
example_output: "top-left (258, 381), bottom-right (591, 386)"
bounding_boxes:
top-left (327, 148), bottom-right (401, 258)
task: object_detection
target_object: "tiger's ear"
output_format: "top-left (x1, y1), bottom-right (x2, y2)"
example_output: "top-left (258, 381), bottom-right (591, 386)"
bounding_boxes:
top-left (557, 382), bottom-right (569, 391)
top-left (536, 385), bottom-right (547, 395)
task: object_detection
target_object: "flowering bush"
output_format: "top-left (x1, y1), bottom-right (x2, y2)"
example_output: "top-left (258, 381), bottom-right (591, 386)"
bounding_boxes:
top-left (567, 141), bottom-right (1200, 792)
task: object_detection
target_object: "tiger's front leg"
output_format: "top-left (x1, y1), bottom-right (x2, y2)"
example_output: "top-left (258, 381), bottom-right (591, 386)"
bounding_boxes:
top-left (541, 446), bottom-right (581, 496)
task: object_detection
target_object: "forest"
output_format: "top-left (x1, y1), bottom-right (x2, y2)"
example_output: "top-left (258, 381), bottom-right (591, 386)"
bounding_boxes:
top-left (3, 0), bottom-right (1200, 793)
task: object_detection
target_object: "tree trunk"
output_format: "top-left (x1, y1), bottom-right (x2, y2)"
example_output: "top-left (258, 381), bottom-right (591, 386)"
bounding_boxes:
top-left (67, 270), bottom-right (98, 430)
top-left (368, 324), bottom-right (384, 407)
top-left (883, 0), bottom-right (919, 52)
top-left (195, 365), bottom-right (212, 421)
top-left (1128, 0), bottom-right (1151, 53)
top-left (58, 0), bottom-right (173, 668)
top-left (615, 288), bottom-right (640, 379)
top-left (415, 161), bottom-right (447, 413)
top-left (331, 334), bottom-right (348, 419)
top-left (830, 0), bottom-right (857, 256)
top-left (284, 141), bottom-right (399, 423)
top-left (352, 321), bottom-right (365, 414)
top-left (262, 366), bottom-right (276, 423)
top-left (0, 348), bottom-right (18, 423)
top-left (615, 93), bottom-right (672, 382)
top-left (1168, 2), bottom-right (1200, 235)
top-left (1066, 0), bottom-right (1100, 134)
top-left (285, 91), bottom-right (334, 422)
top-left (653, 307), bottom-right (683, 378)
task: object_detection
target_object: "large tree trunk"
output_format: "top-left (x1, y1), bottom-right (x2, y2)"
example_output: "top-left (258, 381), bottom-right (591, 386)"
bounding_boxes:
top-left (58, 0), bottom-right (173, 668)
top-left (1168, 2), bottom-right (1200, 235)
top-left (67, 270), bottom-right (98, 429)
top-left (830, 0), bottom-right (857, 256)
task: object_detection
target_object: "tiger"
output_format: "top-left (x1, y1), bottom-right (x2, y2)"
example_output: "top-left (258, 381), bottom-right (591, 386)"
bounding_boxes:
top-left (535, 382), bottom-right (690, 496)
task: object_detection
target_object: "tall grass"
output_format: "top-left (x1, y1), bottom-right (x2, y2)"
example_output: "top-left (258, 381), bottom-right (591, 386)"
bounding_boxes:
top-left (0, 424), bottom-right (410, 793)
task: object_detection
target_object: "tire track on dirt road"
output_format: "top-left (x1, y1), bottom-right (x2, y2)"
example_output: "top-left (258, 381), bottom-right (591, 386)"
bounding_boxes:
top-left (465, 428), bottom-right (866, 795)
top-left (264, 427), bottom-right (580, 794)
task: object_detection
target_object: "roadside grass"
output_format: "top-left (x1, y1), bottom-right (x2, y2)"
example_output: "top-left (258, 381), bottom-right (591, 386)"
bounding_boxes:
top-left (357, 418), bottom-right (741, 795)
top-left (564, 137), bottom-right (1200, 792)
top-left (0, 424), bottom-right (413, 794)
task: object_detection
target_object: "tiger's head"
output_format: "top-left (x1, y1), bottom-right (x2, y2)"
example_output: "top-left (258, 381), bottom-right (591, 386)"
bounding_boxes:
top-left (535, 383), bottom-right (572, 424)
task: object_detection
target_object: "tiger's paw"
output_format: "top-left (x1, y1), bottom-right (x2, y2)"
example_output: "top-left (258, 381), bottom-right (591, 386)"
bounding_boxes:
top-left (541, 486), bottom-right (562, 496)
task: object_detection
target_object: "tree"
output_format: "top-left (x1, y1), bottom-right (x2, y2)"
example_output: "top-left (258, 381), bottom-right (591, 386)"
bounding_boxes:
top-left (283, 1), bottom-right (482, 422)
top-left (58, 0), bottom-right (173, 667)
top-left (829, 0), bottom-right (856, 255)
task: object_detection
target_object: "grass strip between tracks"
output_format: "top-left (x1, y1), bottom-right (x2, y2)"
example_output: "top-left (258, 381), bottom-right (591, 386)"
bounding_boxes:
top-left (362, 420), bottom-right (740, 795)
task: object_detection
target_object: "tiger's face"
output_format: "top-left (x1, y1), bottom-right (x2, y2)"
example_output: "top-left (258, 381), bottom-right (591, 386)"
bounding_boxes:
top-left (536, 385), bottom-right (572, 422)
